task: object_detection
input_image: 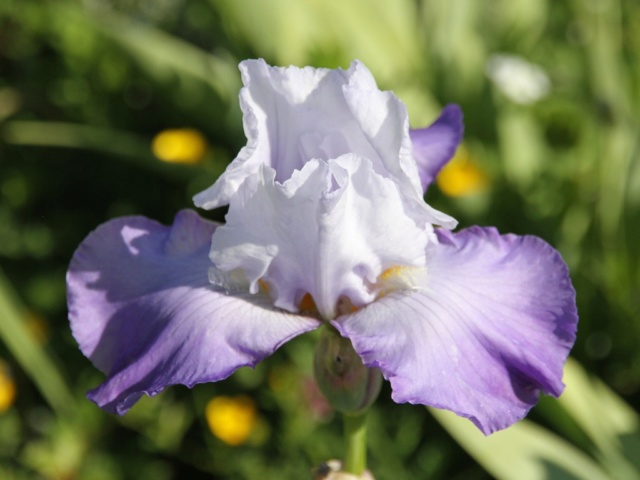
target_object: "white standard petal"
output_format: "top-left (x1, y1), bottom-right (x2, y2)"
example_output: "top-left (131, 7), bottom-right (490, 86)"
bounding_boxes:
top-left (209, 154), bottom-right (431, 320)
top-left (193, 59), bottom-right (455, 230)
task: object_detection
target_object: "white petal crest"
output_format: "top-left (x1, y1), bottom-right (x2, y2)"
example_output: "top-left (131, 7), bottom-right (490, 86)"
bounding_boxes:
top-left (209, 155), bottom-right (431, 319)
top-left (193, 59), bottom-right (455, 232)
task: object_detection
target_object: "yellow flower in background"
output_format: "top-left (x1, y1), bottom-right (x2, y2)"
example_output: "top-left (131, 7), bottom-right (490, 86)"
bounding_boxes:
top-left (205, 395), bottom-right (257, 446)
top-left (151, 128), bottom-right (208, 164)
top-left (0, 360), bottom-right (16, 413)
top-left (436, 145), bottom-right (488, 197)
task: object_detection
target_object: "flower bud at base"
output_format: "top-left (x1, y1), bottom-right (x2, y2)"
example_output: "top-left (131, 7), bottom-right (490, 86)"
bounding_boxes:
top-left (313, 327), bottom-right (382, 414)
top-left (312, 460), bottom-right (375, 480)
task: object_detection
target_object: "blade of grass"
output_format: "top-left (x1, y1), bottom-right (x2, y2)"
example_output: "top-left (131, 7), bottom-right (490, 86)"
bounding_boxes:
top-left (556, 358), bottom-right (640, 478)
top-left (58, 2), bottom-right (240, 102)
top-left (0, 269), bottom-right (75, 416)
top-left (2, 120), bottom-right (155, 161)
top-left (1, 120), bottom-right (225, 180)
top-left (430, 407), bottom-right (609, 480)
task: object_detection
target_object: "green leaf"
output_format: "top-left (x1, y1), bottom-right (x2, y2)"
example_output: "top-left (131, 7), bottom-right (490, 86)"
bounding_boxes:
top-left (430, 407), bottom-right (609, 480)
top-left (212, 0), bottom-right (422, 84)
top-left (557, 358), bottom-right (640, 478)
top-left (0, 269), bottom-right (75, 416)
top-left (431, 358), bottom-right (640, 479)
top-left (58, 2), bottom-right (240, 102)
top-left (0, 120), bottom-right (221, 180)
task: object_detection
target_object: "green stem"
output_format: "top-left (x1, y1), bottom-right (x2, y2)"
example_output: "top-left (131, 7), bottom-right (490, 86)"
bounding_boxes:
top-left (343, 411), bottom-right (368, 475)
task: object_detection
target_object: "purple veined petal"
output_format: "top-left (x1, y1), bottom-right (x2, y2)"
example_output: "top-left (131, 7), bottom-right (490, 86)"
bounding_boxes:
top-left (410, 104), bottom-right (464, 193)
top-left (333, 226), bottom-right (577, 435)
top-left (67, 209), bottom-right (320, 414)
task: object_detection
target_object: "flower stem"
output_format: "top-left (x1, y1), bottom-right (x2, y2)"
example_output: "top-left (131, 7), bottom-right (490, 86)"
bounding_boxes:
top-left (343, 411), bottom-right (368, 475)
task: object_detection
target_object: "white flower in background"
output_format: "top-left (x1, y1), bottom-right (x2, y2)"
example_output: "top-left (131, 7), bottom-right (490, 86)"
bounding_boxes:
top-left (485, 54), bottom-right (551, 105)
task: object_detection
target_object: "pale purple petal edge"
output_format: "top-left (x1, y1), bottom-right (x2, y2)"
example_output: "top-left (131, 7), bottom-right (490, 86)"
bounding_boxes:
top-left (67, 210), bottom-right (320, 414)
top-left (410, 104), bottom-right (464, 192)
top-left (333, 226), bottom-right (578, 434)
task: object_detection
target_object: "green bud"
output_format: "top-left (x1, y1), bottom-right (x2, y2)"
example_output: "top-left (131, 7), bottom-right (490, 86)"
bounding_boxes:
top-left (313, 327), bottom-right (382, 414)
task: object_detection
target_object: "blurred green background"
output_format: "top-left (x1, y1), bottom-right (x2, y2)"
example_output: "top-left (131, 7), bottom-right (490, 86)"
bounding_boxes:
top-left (1, 0), bottom-right (639, 479)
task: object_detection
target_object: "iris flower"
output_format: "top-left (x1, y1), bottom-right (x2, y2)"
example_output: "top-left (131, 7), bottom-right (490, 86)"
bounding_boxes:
top-left (67, 60), bottom-right (577, 435)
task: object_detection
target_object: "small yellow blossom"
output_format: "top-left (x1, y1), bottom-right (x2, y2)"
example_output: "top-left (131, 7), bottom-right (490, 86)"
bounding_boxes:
top-left (151, 128), bottom-right (208, 164)
top-left (436, 146), bottom-right (488, 197)
top-left (205, 395), bottom-right (257, 446)
top-left (0, 360), bottom-right (16, 413)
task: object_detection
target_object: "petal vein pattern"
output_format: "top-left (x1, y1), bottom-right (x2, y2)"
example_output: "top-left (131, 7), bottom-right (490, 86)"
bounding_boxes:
top-left (67, 210), bottom-right (319, 414)
top-left (333, 226), bottom-right (577, 434)
top-left (209, 155), bottom-right (432, 320)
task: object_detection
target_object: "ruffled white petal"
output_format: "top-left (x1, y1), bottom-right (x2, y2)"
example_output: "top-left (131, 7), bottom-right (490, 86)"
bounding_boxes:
top-left (209, 155), bottom-right (431, 319)
top-left (193, 59), bottom-right (455, 230)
